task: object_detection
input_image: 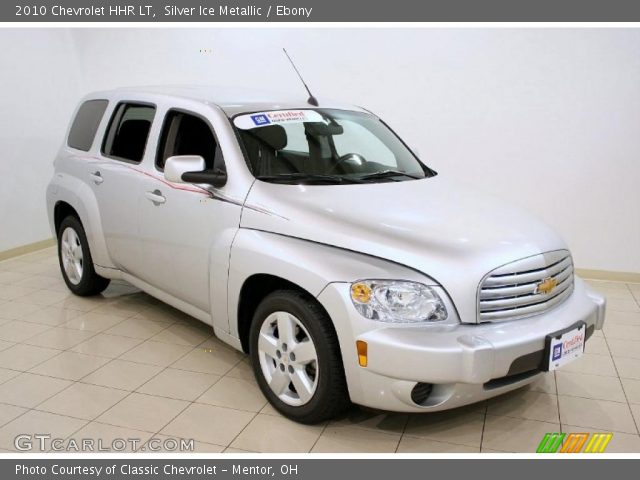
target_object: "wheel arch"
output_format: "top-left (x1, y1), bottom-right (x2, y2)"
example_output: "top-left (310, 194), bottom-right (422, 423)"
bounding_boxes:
top-left (54, 201), bottom-right (80, 234)
top-left (236, 274), bottom-right (320, 353)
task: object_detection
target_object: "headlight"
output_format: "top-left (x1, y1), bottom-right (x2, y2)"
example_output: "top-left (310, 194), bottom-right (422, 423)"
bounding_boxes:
top-left (350, 280), bottom-right (448, 323)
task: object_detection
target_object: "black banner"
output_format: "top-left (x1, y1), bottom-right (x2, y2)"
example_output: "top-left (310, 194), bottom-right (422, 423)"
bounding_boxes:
top-left (4, 0), bottom-right (640, 22)
top-left (4, 459), bottom-right (640, 480)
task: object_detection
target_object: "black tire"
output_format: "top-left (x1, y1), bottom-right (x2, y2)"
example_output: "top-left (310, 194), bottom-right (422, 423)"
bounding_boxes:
top-left (57, 215), bottom-right (110, 296)
top-left (249, 290), bottom-right (350, 424)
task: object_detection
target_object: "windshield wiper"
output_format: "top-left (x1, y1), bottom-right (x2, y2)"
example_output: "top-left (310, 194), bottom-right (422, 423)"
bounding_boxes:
top-left (357, 170), bottom-right (421, 182)
top-left (256, 173), bottom-right (364, 184)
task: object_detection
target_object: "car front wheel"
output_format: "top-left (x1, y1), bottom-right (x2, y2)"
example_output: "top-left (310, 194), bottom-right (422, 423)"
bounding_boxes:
top-left (250, 290), bottom-right (350, 424)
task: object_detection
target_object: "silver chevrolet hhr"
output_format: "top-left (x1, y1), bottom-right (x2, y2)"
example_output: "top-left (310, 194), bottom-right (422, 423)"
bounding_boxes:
top-left (46, 86), bottom-right (605, 423)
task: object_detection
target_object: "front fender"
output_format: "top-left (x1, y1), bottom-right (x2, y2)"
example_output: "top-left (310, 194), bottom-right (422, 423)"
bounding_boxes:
top-left (226, 228), bottom-right (433, 338)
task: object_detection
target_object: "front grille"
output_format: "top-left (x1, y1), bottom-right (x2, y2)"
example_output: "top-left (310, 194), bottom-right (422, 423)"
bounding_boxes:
top-left (478, 250), bottom-right (574, 322)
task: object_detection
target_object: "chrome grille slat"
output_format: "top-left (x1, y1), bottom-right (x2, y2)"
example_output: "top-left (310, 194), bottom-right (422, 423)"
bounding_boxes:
top-left (478, 250), bottom-right (574, 323)
top-left (490, 255), bottom-right (569, 278)
top-left (479, 266), bottom-right (573, 300)
top-left (480, 276), bottom-right (573, 310)
top-left (482, 256), bottom-right (572, 287)
top-left (479, 286), bottom-right (574, 321)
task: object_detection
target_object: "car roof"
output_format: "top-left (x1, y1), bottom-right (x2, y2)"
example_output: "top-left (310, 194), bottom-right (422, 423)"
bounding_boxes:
top-left (87, 85), bottom-right (368, 117)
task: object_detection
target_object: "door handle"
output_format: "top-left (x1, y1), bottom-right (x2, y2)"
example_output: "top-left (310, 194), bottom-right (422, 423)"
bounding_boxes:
top-left (145, 189), bottom-right (166, 205)
top-left (90, 171), bottom-right (104, 185)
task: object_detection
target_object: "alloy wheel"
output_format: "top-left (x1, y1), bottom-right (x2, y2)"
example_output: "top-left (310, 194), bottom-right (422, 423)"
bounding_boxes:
top-left (257, 311), bottom-right (319, 406)
top-left (60, 227), bottom-right (83, 285)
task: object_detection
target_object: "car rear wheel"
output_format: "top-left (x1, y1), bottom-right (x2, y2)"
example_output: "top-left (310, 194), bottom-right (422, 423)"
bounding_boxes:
top-left (249, 290), bottom-right (350, 424)
top-left (57, 215), bottom-right (110, 296)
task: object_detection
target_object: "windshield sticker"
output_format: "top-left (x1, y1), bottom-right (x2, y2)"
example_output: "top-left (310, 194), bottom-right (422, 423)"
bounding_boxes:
top-left (234, 110), bottom-right (324, 129)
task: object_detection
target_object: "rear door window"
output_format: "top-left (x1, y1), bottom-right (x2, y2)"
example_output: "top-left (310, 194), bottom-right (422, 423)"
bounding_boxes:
top-left (102, 103), bottom-right (156, 163)
top-left (67, 100), bottom-right (108, 151)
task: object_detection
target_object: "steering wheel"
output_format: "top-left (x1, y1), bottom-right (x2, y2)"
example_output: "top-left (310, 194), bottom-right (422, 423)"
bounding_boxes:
top-left (328, 153), bottom-right (367, 174)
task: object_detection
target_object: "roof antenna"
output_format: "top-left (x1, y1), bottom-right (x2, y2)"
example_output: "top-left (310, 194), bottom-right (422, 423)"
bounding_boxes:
top-left (283, 48), bottom-right (319, 107)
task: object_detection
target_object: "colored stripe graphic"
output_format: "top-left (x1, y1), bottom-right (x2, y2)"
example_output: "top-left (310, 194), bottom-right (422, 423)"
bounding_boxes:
top-left (537, 433), bottom-right (613, 453)
top-left (560, 433), bottom-right (589, 453)
top-left (537, 433), bottom-right (565, 453)
top-left (584, 433), bottom-right (613, 453)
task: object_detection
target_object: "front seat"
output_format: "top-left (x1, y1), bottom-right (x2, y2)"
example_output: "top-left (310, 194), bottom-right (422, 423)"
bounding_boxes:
top-left (243, 125), bottom-right (293, 176)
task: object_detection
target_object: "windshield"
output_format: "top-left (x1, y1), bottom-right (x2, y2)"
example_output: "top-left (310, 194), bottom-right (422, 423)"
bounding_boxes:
top-left (233, 109), bottom-right (435, 184)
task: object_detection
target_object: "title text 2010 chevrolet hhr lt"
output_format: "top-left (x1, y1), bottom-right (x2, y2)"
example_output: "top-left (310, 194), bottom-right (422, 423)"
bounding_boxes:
top-left (46, 87), bottom-right (606, 423)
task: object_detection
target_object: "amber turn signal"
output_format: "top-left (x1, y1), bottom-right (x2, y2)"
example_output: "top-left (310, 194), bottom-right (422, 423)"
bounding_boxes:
top-left (356, 340), bottom-right (368, 367)
top-left (351, 282), bottom-right (372, 304)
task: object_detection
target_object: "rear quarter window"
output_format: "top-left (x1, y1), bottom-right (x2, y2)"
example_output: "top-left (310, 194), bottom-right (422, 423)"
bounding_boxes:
top-left (67, 100), bottom-right (109, 151)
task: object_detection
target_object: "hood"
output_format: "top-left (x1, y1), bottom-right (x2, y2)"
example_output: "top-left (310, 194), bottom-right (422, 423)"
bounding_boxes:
top-left (241, 176), bottom-right (567, 323)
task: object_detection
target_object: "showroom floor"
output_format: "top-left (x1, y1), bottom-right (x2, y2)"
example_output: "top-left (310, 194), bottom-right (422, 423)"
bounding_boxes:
top-left (0, 247), bottom-right (639, 453)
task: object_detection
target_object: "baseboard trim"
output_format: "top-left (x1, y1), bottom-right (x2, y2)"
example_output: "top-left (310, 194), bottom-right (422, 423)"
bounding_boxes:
top-left (576, 268), bottom-right (640, 284)
top-left (0, 238), bottom-right (56, 262)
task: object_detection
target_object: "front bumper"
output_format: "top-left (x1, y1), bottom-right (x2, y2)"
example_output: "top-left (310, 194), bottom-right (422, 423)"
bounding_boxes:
top-left (317, 276), bottom-right (605, 412)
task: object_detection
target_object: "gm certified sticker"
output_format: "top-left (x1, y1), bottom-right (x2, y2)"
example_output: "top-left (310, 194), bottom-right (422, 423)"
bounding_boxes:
top-left (234, 109), bottom-right (324, 129)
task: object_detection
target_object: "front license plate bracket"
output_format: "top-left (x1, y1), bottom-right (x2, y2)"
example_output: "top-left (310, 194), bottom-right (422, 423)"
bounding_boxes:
top-left (543, 321), bottom-right (586, 371)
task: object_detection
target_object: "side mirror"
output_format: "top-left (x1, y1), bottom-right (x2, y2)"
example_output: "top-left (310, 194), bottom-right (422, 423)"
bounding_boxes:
top-left (182, 168), bottom-right (227, 188)
top-left (164, 155), bottom-right (227, 188)
top-left (164, 156), bottom-right (205, 183)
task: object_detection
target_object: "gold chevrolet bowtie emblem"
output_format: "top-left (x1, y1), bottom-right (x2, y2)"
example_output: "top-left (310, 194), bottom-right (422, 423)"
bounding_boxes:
top-left (536, 277), bottom-right (558, 295)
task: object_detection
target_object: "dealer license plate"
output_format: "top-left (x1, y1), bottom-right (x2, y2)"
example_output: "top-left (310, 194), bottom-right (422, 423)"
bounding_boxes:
top-left (545, 322), bottom-right (586, 371)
